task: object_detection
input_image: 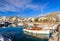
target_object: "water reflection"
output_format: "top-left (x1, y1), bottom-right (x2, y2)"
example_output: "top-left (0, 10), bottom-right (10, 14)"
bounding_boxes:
top-left (0, 25), bottom-right (48, 41)
top-left (11, 24), bottom-right (17, 27)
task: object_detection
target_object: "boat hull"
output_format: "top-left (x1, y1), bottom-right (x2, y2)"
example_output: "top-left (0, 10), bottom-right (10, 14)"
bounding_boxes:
top-left (23, 29), bottom-right (51, 39)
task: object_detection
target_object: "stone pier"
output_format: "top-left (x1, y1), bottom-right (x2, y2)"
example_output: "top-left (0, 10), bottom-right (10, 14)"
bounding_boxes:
top-left (49, 31), bottom-right (60, 41)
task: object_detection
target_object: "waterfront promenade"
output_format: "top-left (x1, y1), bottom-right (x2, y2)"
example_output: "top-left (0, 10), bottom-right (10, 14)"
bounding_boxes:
top-left (49, 31), bottom-right (60, 41)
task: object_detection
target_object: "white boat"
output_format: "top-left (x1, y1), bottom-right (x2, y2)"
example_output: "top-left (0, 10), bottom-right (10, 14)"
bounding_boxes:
top-left (23, 29), bottom-right (50, 39)
top-left (18, 22), bottom-right (24, 26)
top-left (0, 34), bottom-right (11, 41)
top-left (23, 23), bottom-right (58, 39)
top-left (0, 34), bottom-right (4, 41)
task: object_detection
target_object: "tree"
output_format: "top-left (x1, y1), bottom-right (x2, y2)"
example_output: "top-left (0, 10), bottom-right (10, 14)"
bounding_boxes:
top-left (34, 18), bottom-right (38, 22)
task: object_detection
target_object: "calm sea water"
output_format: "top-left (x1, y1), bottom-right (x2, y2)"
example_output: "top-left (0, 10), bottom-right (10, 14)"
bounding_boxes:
top-left (0, 26), bottom-right (48, 41)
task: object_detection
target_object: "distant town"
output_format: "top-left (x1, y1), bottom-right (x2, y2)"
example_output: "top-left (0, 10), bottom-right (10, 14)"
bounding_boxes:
top-left (0, 12), bottom-right (60, 27)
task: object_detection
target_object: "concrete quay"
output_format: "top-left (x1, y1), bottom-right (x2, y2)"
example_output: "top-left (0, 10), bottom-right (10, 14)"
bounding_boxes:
top-left (49, 31), bottom-right (60, 41)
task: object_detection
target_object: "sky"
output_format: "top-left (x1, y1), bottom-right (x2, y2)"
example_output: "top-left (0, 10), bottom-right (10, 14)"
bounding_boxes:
top-left (0, 0), bottom-right (60, 17)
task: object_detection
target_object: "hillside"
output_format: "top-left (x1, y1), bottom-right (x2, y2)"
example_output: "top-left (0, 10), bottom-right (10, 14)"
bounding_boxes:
top-left (46, 12), bottom-right (60, 22)
top-left (46, 12), bottom-right (60, 18)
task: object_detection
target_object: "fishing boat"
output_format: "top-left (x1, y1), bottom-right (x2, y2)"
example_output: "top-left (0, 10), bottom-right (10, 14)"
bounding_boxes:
top-left (23, 22), bottom-right (58, 39)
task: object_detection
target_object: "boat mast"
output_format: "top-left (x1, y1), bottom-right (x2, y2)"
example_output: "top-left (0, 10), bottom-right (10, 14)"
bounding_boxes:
top-left (40, 3), bottom-right (48, 16)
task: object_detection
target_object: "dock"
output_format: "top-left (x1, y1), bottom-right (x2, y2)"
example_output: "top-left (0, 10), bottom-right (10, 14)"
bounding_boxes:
top-left (49, 31), bottom-right (60, 41)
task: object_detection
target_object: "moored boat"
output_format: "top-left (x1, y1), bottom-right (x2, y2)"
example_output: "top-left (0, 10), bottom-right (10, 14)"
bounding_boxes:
top-left (23, 23), bottom-right (58, 39)
top-left (23, 29), bottom-right (50, 39)
top-left (18, 22), bottom-right (24, 26)
top-left (0, 34), bottom-right (11, 41)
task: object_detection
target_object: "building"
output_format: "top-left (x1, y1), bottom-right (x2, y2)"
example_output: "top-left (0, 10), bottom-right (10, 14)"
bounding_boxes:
top-left (55, 14), bottom-right (60, 22)
top-left (1, 16), bottom-right (7, 22)
top-left (10, 16), bottom-right (18, 23)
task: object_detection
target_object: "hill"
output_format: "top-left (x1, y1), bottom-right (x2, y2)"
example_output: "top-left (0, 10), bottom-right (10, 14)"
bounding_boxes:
top-left (46, 12), bottom-right (60, 18)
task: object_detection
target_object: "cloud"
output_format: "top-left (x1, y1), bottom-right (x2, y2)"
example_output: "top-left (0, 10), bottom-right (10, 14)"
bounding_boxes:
top-left (0, 0), bottom-right (41, 12)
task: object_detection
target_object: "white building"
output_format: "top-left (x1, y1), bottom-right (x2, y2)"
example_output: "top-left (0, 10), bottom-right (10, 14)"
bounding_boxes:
top-left (55, 14), bottom-right (60, 22)
top-left (1, 16), bottom-right (7, 22)
top-left (28, 17), bottom-right (35, 22)
top-left (11, 16), bottom-right (18, 22)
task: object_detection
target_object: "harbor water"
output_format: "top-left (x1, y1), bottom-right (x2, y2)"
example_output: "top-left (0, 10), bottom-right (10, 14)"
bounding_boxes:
top-left (0, 26), bottom-right (48, 41)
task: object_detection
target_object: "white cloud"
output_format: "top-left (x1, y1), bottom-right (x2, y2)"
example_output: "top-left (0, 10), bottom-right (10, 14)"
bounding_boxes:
top-left (25, 4), bottom-right (40, 10)
top-left (0, 0), bottom-right (40, 12)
